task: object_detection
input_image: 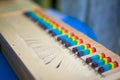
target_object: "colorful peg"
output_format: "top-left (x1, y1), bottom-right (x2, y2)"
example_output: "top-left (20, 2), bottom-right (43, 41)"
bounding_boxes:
top-left (72, 43), bottom-right (91, 53)
top-left (92, 57), bottom-right (112, 68)
top-left (86, 53), bottom-right (105, 64)
top-left (77, 47), bottom-right (96, 57)
top-left (98, 61), bottom-right (119, 74)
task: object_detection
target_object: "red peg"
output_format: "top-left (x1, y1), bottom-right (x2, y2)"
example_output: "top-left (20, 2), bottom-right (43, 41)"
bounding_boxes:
top-left (101, 53), bottom-right (105, 58)
top-left (75, 36), bottom-right (79, 40)
top-left (86, 44), bottom-right (91, 48)
top-left (91, 47), bottom-right (96, 53)
top-left (114, 61), bottom-right (119, 68)
top-left (106, 57), bottom-right (112, 63)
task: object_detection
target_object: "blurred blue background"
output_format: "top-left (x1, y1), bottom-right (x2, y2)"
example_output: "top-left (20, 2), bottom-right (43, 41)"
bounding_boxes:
top-left (34, 0), bottom-right (120, 55)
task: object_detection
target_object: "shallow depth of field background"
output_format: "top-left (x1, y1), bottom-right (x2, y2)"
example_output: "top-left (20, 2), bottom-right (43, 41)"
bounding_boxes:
top-left (33, 0), bottom-right (120, 55)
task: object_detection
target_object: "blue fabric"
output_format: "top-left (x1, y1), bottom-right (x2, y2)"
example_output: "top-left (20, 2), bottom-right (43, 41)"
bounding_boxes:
top-left (0, 51), bottom-right (18, 80)
top-left (63, 16), bottom-right (98, 41)
top-left (47, 9), bottom-right (98, 41)
top-left (59, 0), bottom-right (120, 54)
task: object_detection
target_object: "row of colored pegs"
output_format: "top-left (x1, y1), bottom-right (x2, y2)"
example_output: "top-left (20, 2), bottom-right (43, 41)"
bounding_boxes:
top-left (24, 9), bottom-right (119, 74)
top-left (24, 9), bottom-right (84, 48)
top-left (48, 27), bottom-right (68, 36)
top-left (57, 33), bottom-right (83, 47)
top-left (86, 53), bottom-right (119, 73)
top-left (71, 41), bottom-right (119, 74)
top-left (72, 44), bottom-right (96, 57)
top-left (24, 9), bottom-right (68, 36)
